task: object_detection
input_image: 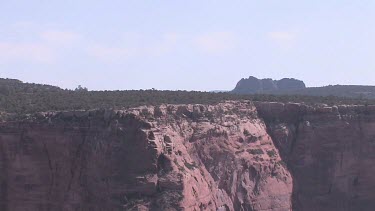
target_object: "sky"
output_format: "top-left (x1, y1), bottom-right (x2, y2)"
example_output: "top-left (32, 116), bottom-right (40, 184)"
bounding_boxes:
top-left (1, 0), bottom-right (375, 91)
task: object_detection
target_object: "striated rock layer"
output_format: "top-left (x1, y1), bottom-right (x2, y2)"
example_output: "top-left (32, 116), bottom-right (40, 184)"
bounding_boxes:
top-left (1, 101), bottom-right (375, 210)
top-left (0, 102), bottom-right (292, 211)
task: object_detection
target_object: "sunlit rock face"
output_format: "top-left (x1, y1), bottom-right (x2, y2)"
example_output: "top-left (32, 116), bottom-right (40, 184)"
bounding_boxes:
top-left (0, 102), bottom-right (292, 211)
top-left (1, 101), bottom-right (375, 211)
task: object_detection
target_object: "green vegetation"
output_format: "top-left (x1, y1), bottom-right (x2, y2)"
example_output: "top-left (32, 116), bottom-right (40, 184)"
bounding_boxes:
top-left (232, 77), bottom-right (375, 99)
top-left (247, 136), bottom-right (258, 143)
top-left (276, 160), bottom-right (287, 168)
top-left (1, 78), bottom-right (374, 114)
top-left (173, 159), bottom-right (185, 172)
top-left (243, 129), bottom-right (250, 136)
top-left (267, 149), bottom-right (277, 158)
top-left (183, 161), bottom-right (197, 170)
top-left (247, 148), bottom-right (264, 155)
top-left (273, 85), bottom-right (375, 99)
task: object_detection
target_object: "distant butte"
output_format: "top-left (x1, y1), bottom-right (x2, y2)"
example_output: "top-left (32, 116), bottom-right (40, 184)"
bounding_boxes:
top-left (232, 76), bottom-right (306, 94)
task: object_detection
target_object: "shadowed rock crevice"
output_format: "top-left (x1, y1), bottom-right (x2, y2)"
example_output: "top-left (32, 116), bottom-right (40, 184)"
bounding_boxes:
top-left (0, 139), bottom-right (8, 211)
top-left (255, 102), bottom-right (375, 211)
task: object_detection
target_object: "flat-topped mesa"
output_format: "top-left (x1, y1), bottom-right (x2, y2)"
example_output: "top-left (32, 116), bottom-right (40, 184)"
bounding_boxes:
top-left (1, 101), bottom-right (375, 211)
top-left (0, 101), bottom-right (292, 211)
top-left (10, 100), bottom-right (374, 124)
top-left (9, 101), bottom-right (256, 123)
top-left (254, 101), bottom-right (375, 123)
top-left (232, 76), bottom-right (306, 94)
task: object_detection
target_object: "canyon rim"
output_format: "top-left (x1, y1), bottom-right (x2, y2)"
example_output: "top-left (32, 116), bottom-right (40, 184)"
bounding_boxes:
top-left (0, 101), bottom-right (374, 210)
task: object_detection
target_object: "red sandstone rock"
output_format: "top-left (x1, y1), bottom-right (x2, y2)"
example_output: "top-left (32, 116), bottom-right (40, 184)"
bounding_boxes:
top-left (0, 102), bottom-right (292, 211)
top-left (257, 102), bottom-right (375, 211)
top-left (1, 101), bottom-right (375, 210)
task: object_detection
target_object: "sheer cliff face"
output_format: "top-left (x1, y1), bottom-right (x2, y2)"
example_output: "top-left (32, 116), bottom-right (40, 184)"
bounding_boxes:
top-left (1, 102), bottom-right (375, 211)
top-left (256, 102), bottom-right (375, 211)
top-left (0, 102), bottom-right (292, 211)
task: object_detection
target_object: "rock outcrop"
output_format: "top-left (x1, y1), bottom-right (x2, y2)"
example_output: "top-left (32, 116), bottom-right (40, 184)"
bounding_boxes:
top-left (1, 101), bottom-right (375, 210)
top-left (0, 102), bottom-right (292, 211)
top-left (255, 102), bottom-right (375, 211)
top-left (232, 76), bottom-right (306, 94)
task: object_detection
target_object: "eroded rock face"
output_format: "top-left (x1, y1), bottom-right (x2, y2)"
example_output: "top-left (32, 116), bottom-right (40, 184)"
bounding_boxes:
top-left (0, 102), bottom-right (292, 211)
top-left (2, 101), bottom-right (375, 211)
top-left (256, 102), bottom-right (375, 211)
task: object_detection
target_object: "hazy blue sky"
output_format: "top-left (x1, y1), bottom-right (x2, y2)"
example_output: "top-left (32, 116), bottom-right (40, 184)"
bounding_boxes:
top-left (1, 0), bottom-right (375, 90)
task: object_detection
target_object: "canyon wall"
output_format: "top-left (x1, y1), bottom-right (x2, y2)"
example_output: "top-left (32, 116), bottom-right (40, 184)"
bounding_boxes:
top-left (256, 102), bottom-right (375, 211)
top-left (0, 101), bottom-right (374, 210)
top-left (0, 102), bottom-right (292, 211)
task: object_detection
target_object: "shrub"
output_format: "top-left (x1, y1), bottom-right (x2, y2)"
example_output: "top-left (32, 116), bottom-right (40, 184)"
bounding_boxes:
top-left (1, 78), bottom-right (374, 114)
top-left (267, 149), bottom-right (277, 158)
top-left (184, 161), bottom-right (197, 170)
top-left (243, 129), bottom-right (250, 136)
top-left (247, 148), bottom-right (264, 155)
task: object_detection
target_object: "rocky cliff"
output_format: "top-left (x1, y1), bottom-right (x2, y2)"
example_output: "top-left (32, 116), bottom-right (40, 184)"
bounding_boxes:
top-left (0, 101), bottom-right (374, 210)
top-left (0, 102), bottom-right (292, 211)
top-left (256, 102), bottom-right (375, 211)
